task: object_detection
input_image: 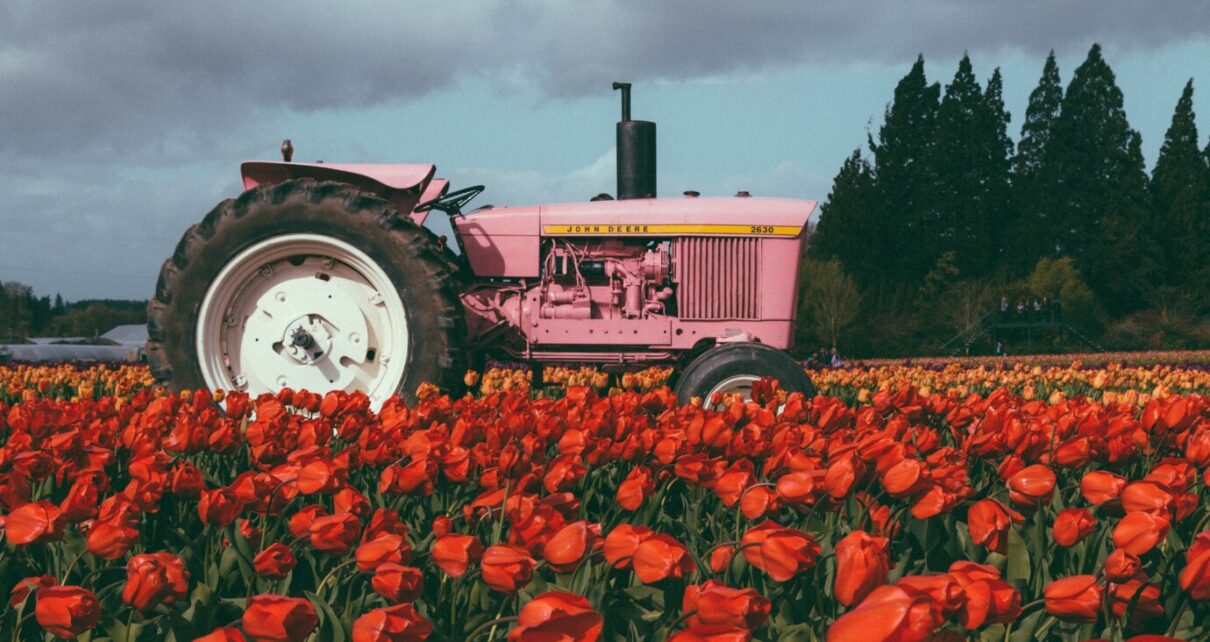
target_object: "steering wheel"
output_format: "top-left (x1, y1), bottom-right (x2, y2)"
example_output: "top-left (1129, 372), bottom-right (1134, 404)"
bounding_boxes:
top-left (414, 185), bottom-right (486, 215)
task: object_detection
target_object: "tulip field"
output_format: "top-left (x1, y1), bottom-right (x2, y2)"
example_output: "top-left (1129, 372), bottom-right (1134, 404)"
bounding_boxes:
top-left (1, 360), bottom-right (1209, 642)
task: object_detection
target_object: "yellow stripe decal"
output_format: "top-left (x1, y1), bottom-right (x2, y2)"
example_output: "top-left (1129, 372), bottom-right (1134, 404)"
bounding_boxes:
top-left (542, 224), bottom-right (800, 236)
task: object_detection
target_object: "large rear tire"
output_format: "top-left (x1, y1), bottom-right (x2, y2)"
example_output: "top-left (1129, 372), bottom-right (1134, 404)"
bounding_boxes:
top-left (674, 342), bottom-right (815, 406)
top-left (147, 179), bottom-right (466, 406)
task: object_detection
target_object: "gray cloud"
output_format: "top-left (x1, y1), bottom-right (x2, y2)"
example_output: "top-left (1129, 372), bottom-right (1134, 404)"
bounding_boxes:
top-left (2, 1), bottom-right (1208, 300)
top-left (3, 1), bottom-right (1208, 165)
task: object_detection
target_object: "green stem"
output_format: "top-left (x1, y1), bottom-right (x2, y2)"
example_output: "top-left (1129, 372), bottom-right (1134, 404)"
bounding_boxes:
top-left (464, 616), bottom-right (519, 641)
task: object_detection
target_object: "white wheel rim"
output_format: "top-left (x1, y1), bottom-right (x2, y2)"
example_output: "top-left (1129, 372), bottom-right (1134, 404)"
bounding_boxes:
top-left (197, 233), bottom-right (409, 408)
top-left (706, 374), bottom-right (761, 403)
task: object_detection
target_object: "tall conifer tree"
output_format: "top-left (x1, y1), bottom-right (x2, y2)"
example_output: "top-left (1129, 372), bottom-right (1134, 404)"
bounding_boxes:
top-left (1150, 80), bottom-right (1207, 293)
top-left (979, 68), bottom-right (1014, 276)
top-left (809, 150), bottom-right (878, 281)
top-left (869, 56), bottom-right (941, 281)
top-left (933, 55), bottom-right (998, 277)
top-left (1011, 51), bottom-right (1063, 270)
top-left (1048, 44), bottom-right (1154, 313)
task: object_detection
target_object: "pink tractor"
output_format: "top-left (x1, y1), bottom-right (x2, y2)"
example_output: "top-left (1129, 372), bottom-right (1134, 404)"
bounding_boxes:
top-left (148, 84), bottom-right (817, 406)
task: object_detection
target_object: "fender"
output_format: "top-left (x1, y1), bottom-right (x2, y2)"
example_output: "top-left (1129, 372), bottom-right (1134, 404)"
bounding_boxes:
top-left (240, 161), bottom-right (436, 221)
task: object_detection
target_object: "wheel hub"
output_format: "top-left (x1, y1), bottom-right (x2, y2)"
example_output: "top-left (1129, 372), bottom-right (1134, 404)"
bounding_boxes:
top-left (196, 234), bottom-right (410, 408)
top-left (283, 317), bottom-right (331, 364)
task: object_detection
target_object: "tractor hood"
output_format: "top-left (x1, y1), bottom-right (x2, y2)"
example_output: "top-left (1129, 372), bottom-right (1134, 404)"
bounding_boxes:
top-left (240, 161), bottom-right (436, 213)
top-left (539, 197), bottom-right (816, 237)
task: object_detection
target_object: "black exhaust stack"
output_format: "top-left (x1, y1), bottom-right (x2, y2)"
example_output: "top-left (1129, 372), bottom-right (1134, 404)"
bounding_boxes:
top-left (613, 82), bottom-right (656, 200)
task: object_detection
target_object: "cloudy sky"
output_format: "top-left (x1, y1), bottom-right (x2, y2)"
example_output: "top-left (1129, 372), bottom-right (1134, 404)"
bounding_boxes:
top-left (3, 1), bottom-right (1209, 301)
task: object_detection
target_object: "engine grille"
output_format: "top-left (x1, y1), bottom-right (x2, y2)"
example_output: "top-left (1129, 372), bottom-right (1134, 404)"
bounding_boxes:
top-left (675, 237), bottom-right (761, 320)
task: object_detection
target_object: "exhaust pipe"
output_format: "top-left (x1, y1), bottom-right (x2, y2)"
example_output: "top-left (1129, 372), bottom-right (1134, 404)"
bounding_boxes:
top-left (613, 82), bottom-right (656, 200)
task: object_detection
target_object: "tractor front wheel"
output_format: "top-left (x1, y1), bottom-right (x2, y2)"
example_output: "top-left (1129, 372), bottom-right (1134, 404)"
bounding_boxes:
top-left (147, 179), bottom-right (466, 406)
top-left (673, 342), bottom-right (815, 406)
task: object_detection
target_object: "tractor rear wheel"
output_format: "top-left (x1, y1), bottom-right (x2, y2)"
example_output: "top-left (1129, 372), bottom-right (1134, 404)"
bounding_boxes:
top-left (674, 342), bottom-right (815, 406)
top-left (147, 179), bottom-right (466, 406)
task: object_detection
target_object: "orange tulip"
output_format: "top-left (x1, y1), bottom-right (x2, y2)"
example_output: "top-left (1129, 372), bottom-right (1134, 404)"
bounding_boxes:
top-left (35, 586), bottom-right (100, 639)
top-left (1044, 575), bottom-right (1102, 623)
top-left (1179, 532), bottom-right (1210, 601)
top-left (253, 543), bottom-right (297, 580)
top-left (431, 534), bottom-right (484, 578)
top-left (542, 521), bottom-right (593, 574)
top-left (371, 563), bottom-right (424, 604)
top-left (1112, 512), bottom-right (1171, 556)
top-left (683, 580), bottom-right (771, 630)
top-left (241, 595), bottom-right (319, 642)
top-left (481, 544), bottom-right (537, 593)
top-left (833, 530), bottom-right (890, 606)
top-left (1052, 508), bottom-right (1096, 547)
top-left (740, 521), bottom-right (821, 582)
top-left (1006, 464), bottom-right (1056, 507)
top-left (506, 591), bottom-right (602, 642)
top-left (1080, 471), bottom-right (1126, 506)
top-left (825, 585), bottom-right (941, 642)
top-left (5, 501), bottom-right (65, 545)
top-left (351, 603), bottom-right (433, 642)
top-left (632, 533), bottom-right (696, 583)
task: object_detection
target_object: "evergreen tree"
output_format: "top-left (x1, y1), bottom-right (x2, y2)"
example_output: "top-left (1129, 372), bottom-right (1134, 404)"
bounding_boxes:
top-left (1048, 44), bottom-right (1155, 313)
top-left (932, 55), bottom-right (987, 276)
top-left (1011, 51), bottom-right (1063, 270)
top-left (1150, 80), bottom-right (1207, 295)
top-left (981, 69), bottom-right (1014, 275)
top-left (868, 56), bottom-right (941, 282)
top-left (808, 149), bottom-right (879, 281)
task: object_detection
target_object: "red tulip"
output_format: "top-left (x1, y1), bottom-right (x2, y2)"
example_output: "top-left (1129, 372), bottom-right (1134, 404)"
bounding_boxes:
top-left (35, 585), bottom-right (100, 639)
top-left (356, 534), bottom-right (412, 573)
top-left (506, 591), bottom-right (602, 642)
top-left (833, 530), bottom-right (890, 606)
top-left (683, 580), bottom-right (771, 630)
top-left (632, 533), bottom-right (696, 583)
top-left (542, 521), bottom-right (594, 574)
top-left (1006, 464), bottom-right (1056, 507)
top-left (967, 499), bottom-right (1023, 554)
top-left (9, 575), bottom-right (56, 607)
top-left (1113, 512), bottom-right (1171, 556)
top-left (1052, 508), bottom-right (1097, 547)
top-left (254, 543), bottom-right (298, 579)
top-left (288, 505), bottom-right (326, 539)
top-left (431, 534), bottom-right (484, 578)
top-left (122, 553), bottom-right (173, 611)
top-left (352, 603), bottom-right (433, 642)
top-left (195, 627), bottom-right (248, 642)
top-left (1081, 470), bottom-right (1126, 506)
top-left (309, 512), bottom-right (361, 554)
top-left (198, 487), bottom-right (242, 527)
top-left (297, 459), bottom-right (342, 495)
top-left (616, 466), bottom-right (654, 511)
top-left (86, 517), bottom-right (140, 560)
top-left (59, 476), bottom-right (100, 522)
top-left (1044, 575), bottom-right (1102, 623)
top-left (947, 562), bottom-right (1021, 629)
top-left (1109, 579), bottom-right (1164, 626)
top-left (1120, 481), bottom-right (1174, 518)
top-left (667, 625), bottom-right (752, 642)
top-left (709, 546), bottom-right (735, 574)
top-left (242, 595), bottom-right (319, 642)
top-left (1104, 549), bottom-right (1142, 582)
top-left (825, 585), bottom-right (941, 642)
top-left (372, 563), bottom-right (424, 604)
top-left (740, 521), bottom-right (821, 582)
top-left (603, 524), bottom-right (653, 570)
top-left (481, 544), bottom-right (537, 593)
top-left (1179, 531), bottom-right (1210, 601)
top-left (5, 501), bottom-right (65, 545)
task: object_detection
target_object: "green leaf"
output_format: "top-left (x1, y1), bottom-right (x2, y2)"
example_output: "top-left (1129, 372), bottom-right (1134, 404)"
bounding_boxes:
top-left (1006, 527), bottom-right (1031, 584)
top-left (305, 590), bottom-right (347, 642)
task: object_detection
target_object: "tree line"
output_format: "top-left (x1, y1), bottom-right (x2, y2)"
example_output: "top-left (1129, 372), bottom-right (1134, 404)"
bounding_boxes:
top-left (802, 44), bottom-right (1210, 357)
top-left (0, 282), bottom-right (146, 343)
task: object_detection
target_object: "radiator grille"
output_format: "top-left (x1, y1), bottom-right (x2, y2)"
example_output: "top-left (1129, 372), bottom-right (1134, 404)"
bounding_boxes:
top-left (675, 237), bottom-right (761, 320)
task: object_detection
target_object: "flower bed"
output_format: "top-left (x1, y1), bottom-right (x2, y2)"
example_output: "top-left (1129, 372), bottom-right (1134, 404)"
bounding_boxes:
top-left (0, 372), bottom-right (1208, 640)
